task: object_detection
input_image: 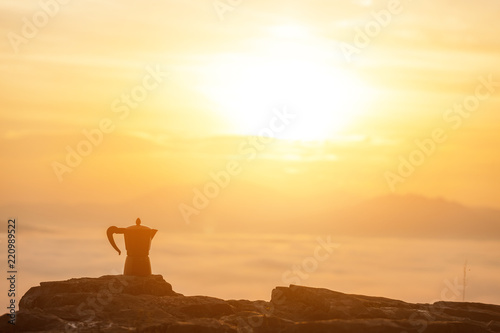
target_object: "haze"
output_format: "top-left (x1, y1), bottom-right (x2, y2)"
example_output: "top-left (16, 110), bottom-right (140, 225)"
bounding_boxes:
top-left (1, 0), bottom-right (499, 306)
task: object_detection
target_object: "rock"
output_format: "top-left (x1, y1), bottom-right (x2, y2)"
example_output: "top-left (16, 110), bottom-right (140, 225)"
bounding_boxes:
top-left (1, 277), bottom-right (499, 332)
top-left (270, 284), bottom-right (413, 321)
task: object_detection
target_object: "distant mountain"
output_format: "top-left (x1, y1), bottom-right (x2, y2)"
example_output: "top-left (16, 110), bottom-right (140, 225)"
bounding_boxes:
top-left (321, 194), bottom-right (500, 239)
top-left (2, 193), bottom-right (499, 239)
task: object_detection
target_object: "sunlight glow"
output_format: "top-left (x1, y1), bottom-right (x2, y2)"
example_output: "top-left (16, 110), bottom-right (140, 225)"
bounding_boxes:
top-left (200, 25), bottom-right (373, 141)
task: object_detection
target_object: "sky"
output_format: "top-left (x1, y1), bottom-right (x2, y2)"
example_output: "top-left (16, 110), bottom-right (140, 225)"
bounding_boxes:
top-left (0, 0), bottom-right (499, 305)
top-left (1, 0), bottom-right (499, 208)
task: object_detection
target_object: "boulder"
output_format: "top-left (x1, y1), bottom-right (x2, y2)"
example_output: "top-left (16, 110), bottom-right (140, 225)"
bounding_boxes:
top-left (1, 277), bottom-right (499, 332)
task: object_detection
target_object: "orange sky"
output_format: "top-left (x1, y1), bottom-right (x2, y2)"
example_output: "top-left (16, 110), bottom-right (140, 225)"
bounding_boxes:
top-left (2, 0), bottom-right (500, 308)
top-left (1, 0), bottom-right (499, 209)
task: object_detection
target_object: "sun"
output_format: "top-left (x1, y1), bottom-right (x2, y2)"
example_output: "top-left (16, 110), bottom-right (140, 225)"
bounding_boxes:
top-left (200, 24), bottom-right (373, 141)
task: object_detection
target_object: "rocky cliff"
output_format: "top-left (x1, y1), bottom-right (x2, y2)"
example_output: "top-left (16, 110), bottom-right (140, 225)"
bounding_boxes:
top-left (1, 275), bottom-right (500, 332)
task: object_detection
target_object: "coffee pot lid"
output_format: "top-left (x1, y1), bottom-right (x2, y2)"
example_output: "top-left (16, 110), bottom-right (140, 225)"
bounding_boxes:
top-left (127, 218), bottom-right (152, 230)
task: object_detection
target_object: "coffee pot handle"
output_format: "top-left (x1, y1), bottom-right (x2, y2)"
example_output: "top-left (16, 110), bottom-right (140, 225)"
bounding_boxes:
top-left (107, 226), bottom-right (125, 255)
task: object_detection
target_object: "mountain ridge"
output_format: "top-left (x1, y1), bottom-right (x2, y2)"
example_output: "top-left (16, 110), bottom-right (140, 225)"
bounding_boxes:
top-left (2, 193), bottom-right (499, 238)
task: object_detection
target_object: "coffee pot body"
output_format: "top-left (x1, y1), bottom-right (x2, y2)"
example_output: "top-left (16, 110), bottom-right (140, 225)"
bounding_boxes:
top-left (107, 218), bottom-right (158, 276)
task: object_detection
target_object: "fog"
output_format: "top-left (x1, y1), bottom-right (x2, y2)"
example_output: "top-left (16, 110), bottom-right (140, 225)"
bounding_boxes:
top-left (3, 228), bottom-right (499, 311)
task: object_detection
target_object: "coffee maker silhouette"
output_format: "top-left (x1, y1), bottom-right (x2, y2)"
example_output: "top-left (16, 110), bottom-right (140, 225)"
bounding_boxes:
top-left (107, 218), bottom-right (158, 276)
